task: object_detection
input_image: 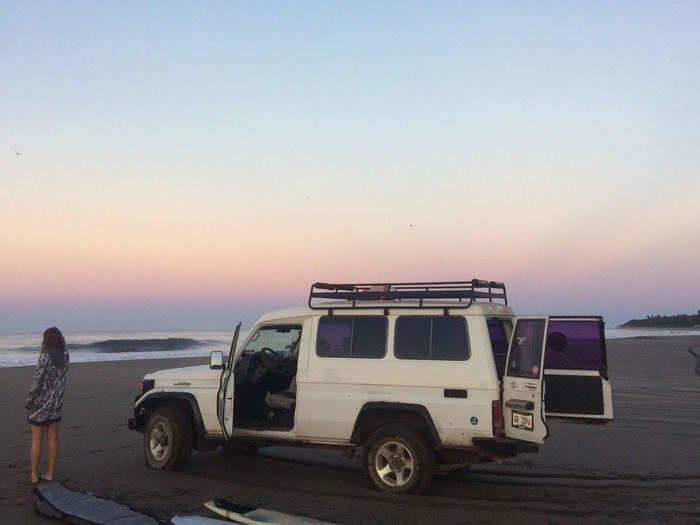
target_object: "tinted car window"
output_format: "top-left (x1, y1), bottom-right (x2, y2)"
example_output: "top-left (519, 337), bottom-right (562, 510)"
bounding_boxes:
top-left (544, 320), bottom-right (604, 371)
top-left (317, 317), bottom-right (352, 357)
top-left (395, 316), bottom-right (469, 360)
top-left (487, 318), bottom-right (509, 378)
top-left (431, 317), bottom-right (468, 360)
top-left (487, 319), bottom-right (509, 355)
top-left (352, 317), bottom-right (388, 358)
top-left (317, 316), bottom-right (387, 358)
top-left (507, 319), bottom-right (545, 378)
top-left (394, 317), bottom-right (431, 359)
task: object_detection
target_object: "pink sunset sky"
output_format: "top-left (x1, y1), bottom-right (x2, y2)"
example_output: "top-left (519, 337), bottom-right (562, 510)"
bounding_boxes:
top-left (2, 3), bottom-right (699, 331)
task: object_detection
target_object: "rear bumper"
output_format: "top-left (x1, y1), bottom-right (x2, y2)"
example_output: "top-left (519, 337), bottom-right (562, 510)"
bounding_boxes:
top-left (472, 437), bottom-right (539, 459)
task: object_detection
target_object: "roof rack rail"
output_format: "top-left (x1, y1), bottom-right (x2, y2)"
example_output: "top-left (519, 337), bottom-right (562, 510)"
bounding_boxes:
top-left (308, 279), bottom-right (507, 311)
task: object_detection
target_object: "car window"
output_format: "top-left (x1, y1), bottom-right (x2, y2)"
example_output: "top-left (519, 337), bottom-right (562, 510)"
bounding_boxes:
top-left (544, 320), bottom-right (605, 371)
top-left (487, 318), bottom-right (510, 378)
top-left (243, 325), bottom-right (302, 356)
top-left (317, 317), bottom-right (353, 357)
top-left (394, 317), bottom-right (431, 359)
top-left (487, 319), bottom-right (509, 355)
top-left (352, 317), bottom-right (388, 358)
top-left (506, 319), bottom-right (545, 378)
top-left (395, 316), bottom-right (469, 360)
top-left (317, 316), bottom-right (387, 358)
top-left (431, 317), bottom-right (468, 360)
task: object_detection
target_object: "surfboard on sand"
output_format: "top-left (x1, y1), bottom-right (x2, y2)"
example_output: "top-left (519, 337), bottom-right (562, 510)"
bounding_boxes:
top-left (198, 498), bottom-right (334, 524)
top-left (33, 481), bottom-right (157, 525)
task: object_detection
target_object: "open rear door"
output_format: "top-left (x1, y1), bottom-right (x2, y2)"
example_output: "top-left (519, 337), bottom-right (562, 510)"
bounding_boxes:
top-left (503, 317), bottom-right (549, 444)
top-left (543, 317), bottom-right (613, 422)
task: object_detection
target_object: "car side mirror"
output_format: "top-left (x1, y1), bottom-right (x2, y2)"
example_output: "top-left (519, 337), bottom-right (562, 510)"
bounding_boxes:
top-left (210, 350), bottom-right (224, 369)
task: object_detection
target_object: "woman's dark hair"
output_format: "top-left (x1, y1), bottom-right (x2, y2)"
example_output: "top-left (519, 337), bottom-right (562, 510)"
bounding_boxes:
top-left (41, 327), bottom-right (66, 369)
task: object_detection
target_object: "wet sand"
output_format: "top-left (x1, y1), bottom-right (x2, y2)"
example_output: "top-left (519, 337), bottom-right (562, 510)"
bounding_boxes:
top-left (1, 336), bottom-right (699, 523)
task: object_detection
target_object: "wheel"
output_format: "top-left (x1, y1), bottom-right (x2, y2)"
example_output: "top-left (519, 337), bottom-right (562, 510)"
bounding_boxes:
top-left (144, 406), bottom-right (193, 471)
top-left (364, 424), bottom-right (435, 494)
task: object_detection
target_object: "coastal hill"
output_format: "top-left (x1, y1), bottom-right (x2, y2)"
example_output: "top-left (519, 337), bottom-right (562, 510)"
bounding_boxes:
top-left (622, 311), bottom-right (700, 328)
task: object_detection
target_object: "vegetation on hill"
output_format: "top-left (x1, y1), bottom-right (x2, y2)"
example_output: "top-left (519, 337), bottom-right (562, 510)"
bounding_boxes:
top-left (622, 311), bottom-right (700, 328)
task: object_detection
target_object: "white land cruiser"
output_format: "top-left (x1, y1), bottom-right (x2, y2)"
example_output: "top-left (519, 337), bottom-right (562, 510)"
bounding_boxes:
top-left (129, 280), bottom-right (613, 494)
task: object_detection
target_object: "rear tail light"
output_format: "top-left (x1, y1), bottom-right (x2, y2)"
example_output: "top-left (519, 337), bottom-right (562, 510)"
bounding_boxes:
top-left (492, 400), bottom-right (505, 438)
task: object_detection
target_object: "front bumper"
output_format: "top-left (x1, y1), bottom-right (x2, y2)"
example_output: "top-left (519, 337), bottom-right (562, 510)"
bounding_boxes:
top-left (128, 399), bottom-right (149, 433)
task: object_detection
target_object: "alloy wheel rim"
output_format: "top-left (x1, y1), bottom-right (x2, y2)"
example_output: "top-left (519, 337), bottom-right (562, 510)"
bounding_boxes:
top-left (149, 421), bottom-right (170, 461)
top-left (375, 440), bottom-right (415, 487)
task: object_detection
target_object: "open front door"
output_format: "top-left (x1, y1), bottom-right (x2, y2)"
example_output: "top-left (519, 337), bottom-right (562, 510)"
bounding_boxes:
top-left (543, 317), bottom-right (613, 422)
top-left (503, 317), bottom-right (549, 444)
top-left (217, 323), bottom-right (241, 441)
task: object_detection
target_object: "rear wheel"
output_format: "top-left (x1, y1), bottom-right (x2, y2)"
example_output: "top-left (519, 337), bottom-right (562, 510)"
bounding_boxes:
top-left (144, 406), bottom-right (193, 470)
top-left (365, 424), bottom-right (434, 494)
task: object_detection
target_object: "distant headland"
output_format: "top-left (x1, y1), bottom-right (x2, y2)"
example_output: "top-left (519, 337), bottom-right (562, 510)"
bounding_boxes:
top-left (621, 311), bottom-right (700, 328)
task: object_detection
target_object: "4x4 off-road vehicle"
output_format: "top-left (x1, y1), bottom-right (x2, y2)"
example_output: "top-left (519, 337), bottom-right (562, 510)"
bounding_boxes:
top-left (129, 280), bottom-right (613, 493)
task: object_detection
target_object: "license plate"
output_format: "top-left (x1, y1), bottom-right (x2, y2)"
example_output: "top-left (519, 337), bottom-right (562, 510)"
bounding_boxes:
top-left (512, 410), bottom-right (534, 430)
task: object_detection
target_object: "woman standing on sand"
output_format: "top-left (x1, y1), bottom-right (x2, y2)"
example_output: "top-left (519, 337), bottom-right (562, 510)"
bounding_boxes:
top-left (25, 327), bottom-right (69, 483)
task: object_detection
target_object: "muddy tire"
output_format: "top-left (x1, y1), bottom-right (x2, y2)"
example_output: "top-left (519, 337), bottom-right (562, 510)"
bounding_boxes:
top-left (364, 424), bottom-right (434, 494)
top-left (144, 406), bottom-right (192, 471)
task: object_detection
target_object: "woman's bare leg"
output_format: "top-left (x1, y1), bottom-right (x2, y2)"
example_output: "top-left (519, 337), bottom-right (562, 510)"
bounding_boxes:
top-left (30, 424), bottom-right (44, 483)
top-left (44, 422), bottom-right (59, 481)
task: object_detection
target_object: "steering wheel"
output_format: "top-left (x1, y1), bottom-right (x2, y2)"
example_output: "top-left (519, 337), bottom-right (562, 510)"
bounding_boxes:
top-left (246, 347), bottom-right (278, 384)
top-left (258, 347), bottom-right (278, 368)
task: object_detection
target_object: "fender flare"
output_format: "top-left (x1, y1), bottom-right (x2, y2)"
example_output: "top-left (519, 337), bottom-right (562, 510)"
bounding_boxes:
top-left (351, 402), bottom-right (441, 446)
top-left (135, 391), bottom-right (206, 437)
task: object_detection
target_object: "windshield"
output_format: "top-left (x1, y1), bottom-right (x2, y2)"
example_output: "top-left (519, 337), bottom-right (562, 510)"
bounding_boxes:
top-left (243, 325), bottom-right (302, 356)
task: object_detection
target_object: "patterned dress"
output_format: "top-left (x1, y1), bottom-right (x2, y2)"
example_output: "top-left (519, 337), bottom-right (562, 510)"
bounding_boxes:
top-left (25, 351), bottom-right (69, 425)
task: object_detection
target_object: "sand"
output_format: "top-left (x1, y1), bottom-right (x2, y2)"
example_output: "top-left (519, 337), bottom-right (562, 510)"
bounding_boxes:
top-left (1, 336), bottom-right (699, 524)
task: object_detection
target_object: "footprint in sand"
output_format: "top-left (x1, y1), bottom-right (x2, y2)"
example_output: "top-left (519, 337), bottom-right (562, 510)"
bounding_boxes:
top-left (689, 348), bottom-right (700, 377)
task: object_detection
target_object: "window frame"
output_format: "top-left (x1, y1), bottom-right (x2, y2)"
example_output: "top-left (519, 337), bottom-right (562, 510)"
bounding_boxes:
top-left (315, 315), bottom-right (388, 359)
top-left (393, 315), bottom-right (470, 361)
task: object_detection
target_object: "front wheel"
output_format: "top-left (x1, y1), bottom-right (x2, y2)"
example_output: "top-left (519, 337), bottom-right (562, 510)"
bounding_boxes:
top-left (365, 425), bottom-right (434, 494)
top-left (144, 406), bottom-right (192, 470)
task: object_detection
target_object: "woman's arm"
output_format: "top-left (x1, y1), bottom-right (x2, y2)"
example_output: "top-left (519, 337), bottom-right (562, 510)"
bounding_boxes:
top-left (25, 354), bottom-right (48, 409)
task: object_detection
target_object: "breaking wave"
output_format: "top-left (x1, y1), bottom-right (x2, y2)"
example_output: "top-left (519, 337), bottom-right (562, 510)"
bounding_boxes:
top-left (12, 337), bottom-right (213, 354)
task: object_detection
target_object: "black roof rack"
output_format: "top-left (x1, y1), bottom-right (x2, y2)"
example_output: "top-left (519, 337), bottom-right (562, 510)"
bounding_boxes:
top-left (308, 279), bottom-right (507, 311)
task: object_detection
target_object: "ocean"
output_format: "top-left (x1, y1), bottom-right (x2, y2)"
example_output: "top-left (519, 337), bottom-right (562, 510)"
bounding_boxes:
top-left (1, 327), bottom-right (699, 368)
top-left (0, 329), bottom-right (244, 368)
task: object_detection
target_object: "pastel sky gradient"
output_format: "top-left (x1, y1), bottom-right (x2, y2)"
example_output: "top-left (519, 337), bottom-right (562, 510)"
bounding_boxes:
top-left (1, 2), bottom-right (699, 331)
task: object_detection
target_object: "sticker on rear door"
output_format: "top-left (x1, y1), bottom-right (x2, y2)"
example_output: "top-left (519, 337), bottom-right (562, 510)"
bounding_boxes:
top-left (512, 410), bottom-right (534, 430)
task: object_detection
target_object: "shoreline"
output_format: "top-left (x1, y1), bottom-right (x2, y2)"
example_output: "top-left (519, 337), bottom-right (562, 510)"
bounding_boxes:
top-left (3, 331), bottom-right (699, 370)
